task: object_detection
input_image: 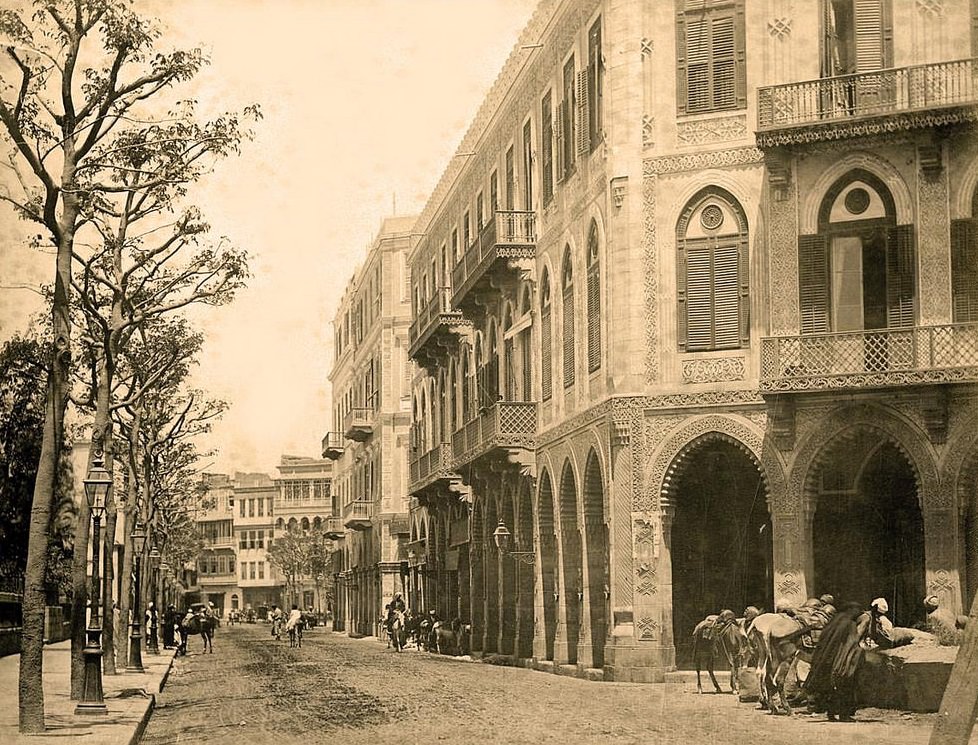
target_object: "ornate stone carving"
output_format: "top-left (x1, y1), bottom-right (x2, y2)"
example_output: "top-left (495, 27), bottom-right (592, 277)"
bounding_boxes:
top-left (917, 166), bottom-right (952, 326)
top-left (644, 146), bottom-right (764, 175)
top-left (682, 356), bottom-right (746, 384)
top-left (767, 17), bottom-right (792, 38)
top-left (928, 569), bottom-right (955, 595)
top-left (760, 366), bottom-right (978, 392)
top-left (642, 114), bottom-right (655, 149)
top-left (635, 562), bottom-right (657, 596)
top-left (776, 571), bottom-right (802, 598)
top-left (916, 0), bottom-right (944, 16)
top-left (643, 173), bottom-right (660, 382)
top-left (645, 390), bottom-right (764, 409)
top-left (611, 176), bottom-right (628, 209)
top-left (676, 115), bottom-right (748, 146)
top-left (637, 616), bottom-right (660, 641)
top-left (641, 37), bottom-right (653, 56)
top-left (768, 177), bottom-right (800, 336)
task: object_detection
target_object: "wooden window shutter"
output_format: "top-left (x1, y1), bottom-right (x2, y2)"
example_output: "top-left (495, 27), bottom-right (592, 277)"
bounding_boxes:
top-left (676, 7), bottom-right (689, 115)
top-left (738, 236), bottom-right (750, 345)
top-left (504, 337), bottom-right (515, 400)
top-left (854, 0), bottom-right (885, 72)
top-left (881, 0), bottom-right (894, 68)
top-left (685, 16), bottom-right (711, 113)
top-left (952, 218), bottom-right (978, 322)
top-left (563, 286), bottom-right (575, 387)
top-left (587, 259), bottom-right (601, 372)
top-left (734, 2), bottom-right (747, 109)
top-left (521, 332), bottom-right (532, 402)
top-left (886, 224), bottom-right (915, 328)
top-left (710, 15), bottom-right (737, 109)
top-left (555, 100), bottom-right (566, 183)
top-left (685, 242), bottom-right (713, 351)
top-left (713, 241), bottom-right (741, 349)
top-left (576, 68), bottom-right (590, 156)
top-left (798, 234), bottom-right (830, 334)
top-left (677, 239), bottom-right (689, 351)
top-left (542, 93), bottom-right (554, 203)
top-left (541, 309), bottom-right (553, 400)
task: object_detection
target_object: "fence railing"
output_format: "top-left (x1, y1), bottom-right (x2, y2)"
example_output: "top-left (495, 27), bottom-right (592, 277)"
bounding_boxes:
top-left (343, 500), bottom-right (373, 524)
top-left (410, 287), bottom-right (459, 346)
top-left (452, 211), bottom-right (536, 297)
top-left (321, 431), bottom-right (344, 453)
top-left (410, 441), bottom-right (454, 488)
top-left (760, 323), bottom-right (978, 386)
top-left (758, 58), bottom-right (978, 129)
top-left (452, 401), bottom-right (537, 462)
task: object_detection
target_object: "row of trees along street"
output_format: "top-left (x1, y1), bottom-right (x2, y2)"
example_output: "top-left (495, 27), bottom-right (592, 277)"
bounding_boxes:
top-left (0, 1), bottom-right (260, 732)
top-left (266, 526), bottom-right (338, 612)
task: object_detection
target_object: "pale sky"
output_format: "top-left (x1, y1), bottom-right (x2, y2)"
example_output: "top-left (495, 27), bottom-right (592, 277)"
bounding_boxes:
top-left (0, 0), bottom-right (536, 474)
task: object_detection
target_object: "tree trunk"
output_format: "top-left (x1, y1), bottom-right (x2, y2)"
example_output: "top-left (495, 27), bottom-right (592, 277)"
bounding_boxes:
top-left (116, 510), bottom-right (133, 672)
top-left (101, 506), bottom-right (117, 675)
top-left (96, 355), bottom-right (116, 674)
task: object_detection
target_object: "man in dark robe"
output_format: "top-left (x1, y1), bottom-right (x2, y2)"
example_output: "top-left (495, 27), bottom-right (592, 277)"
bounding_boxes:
top-left (804, 602), bottom-right (867, 721)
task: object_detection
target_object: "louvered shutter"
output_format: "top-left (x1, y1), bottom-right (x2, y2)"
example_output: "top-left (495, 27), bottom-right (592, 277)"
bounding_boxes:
top-left (854, 0), bottom-right (885, 71)
top-left (951, 218), bottom-right (978, 323)
top-left (676, 7), bottom-right (689, 115)
top-left (555, 100), bottom-right (566, 184)
top-left (798, 234), bottom-right (830, 334)
top-left (677, 240), bottom-right (689, 351)
top-left (713, 241), bottom-right (741, 349)
top-left (576, 68), bottom-right (590, 156)
top-left (504, 337), bottom-right (515, 400)
top-left (587, 261), bottom-right (601, 371)
top-left (686, 16), bottom-right (710, 113)
top-left (686, 243), bottom-right (713, 351)
top-left (521, 332), bottom-right (533, 402)
top-left (542, 94), bottom-right (554, 203)
top-left (886, 224), bottom-right (915, 328)
top-left (541, 309), bottom-right (553, 400)
top-left (738, 237), bottom-right (750, 345)
top-left (711, 15), bottom-right (736, 109)
top-left (563, 288), bottom-right (575, 386)
top-left (505, 148), bottom-right (515, 211)
top-left (734, 2), bottom-right (747, 108)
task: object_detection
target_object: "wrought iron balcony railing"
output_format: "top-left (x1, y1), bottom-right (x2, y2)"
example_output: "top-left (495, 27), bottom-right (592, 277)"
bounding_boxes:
top-left (451, 401), bottom-right (537, 467)
top-left (451, 211), bottom-right (536, 316)
top-left (760, 323), bottom-right (978, 391)
top-left (757, 58), bottom-right (978, 146)
top-left (321, 431), bottom-right (345, 460)
top-left (342, 499), bottom-right (373, 531)
top-left (343, 407), bottom-right (375, 442)
top-left (408, 287), bottom-right (472, 370)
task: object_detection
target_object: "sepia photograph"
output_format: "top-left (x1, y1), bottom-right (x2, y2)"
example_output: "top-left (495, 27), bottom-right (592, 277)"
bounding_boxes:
top-left (0, 0), bottom-right (976, 743)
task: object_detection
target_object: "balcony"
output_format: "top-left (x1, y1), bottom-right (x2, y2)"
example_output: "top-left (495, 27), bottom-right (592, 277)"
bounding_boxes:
top-left (451, 401), bottom-right (537, 474)
top-left (324, 515), bottom-right (345, 539)
top-left (451, 211), bottom-right (536, 317)
top-left (342, 499), bottom-right (373, 531)
top-left (202, 535), bottom-right (235, 548)
top-left (321, 431), bottom-right (345, 460)
top-left (408, 287), bottom-right (473, 372)
top-left (756, 58), bottom-right (978, 147)
top-left (759, 323), bottom-right (978, 392)
top-left (409, 441), bottom-right (463, 497)
top-left (343, 407), bottom-right (375, 442)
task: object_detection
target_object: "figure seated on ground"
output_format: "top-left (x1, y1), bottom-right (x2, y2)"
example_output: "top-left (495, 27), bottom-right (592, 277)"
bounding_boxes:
top-left (923, 595), bottom-right (965, 646)
top-left (859, 597), bottom-right (914, 650)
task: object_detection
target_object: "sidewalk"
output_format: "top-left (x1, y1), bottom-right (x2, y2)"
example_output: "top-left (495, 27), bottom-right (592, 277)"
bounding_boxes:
top-left (0, 641), bottom-right (175, 745)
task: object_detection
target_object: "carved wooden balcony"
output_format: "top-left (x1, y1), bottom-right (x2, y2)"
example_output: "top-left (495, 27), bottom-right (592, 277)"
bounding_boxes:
top-left (451, 211), bottom-right (536, 318)
top-left (759, 323), bottom-right (978, 392)
top-left (409, 441), bottom-right (469, 503)
top-left (321, 431), bottom-right (345, 460)
top-left (451, 401), bottom-right (537, 477)
top-left (408, 287), bottom-right (473, 372)
top-left (324, 516), bottom-right (345, 539)
top-left (756, 58), bottom-right (978, 147)
top-left (343, 407), bottom-right (375, 442)
top-left (342, 499), bottom-right (373, 531)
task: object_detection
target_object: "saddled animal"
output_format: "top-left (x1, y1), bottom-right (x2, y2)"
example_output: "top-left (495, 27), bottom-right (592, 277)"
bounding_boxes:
top-left (433, 618), bottom-right (470, 656)
top-left (387, 609), bottom-right (408, 652)
top-left (180, 613), bottom-right (217, 654)
top-left (691, 611), bottom-right (747, 694)
top-left (748, 605), bottom-right (834, 714)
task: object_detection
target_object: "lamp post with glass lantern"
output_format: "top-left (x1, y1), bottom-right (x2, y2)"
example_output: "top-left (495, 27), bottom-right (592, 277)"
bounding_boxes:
top-left (147, 545), bottom-right (161, 654)
top-left (75, 457), bottom-right (111, 716)
top-left (127, 522), bottom-right (147, 673)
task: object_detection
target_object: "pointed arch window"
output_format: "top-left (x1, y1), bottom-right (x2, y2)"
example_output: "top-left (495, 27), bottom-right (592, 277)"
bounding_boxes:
top-left (951, 187), bottom-right (978, 323)
top-left (677, 188), bottom-right (749, 351)
top-left (541, 269), bottom-right (553, 401)
top-left (586, 222), bottom-right (601, 372)
top-left (562, 248), bottom-right (576, 387)
top-left (520, 286), bottom-right (533, 401)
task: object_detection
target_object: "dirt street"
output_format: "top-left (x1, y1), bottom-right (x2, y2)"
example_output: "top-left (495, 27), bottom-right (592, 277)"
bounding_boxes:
top-left (142, 623), bottom-right (947, 745)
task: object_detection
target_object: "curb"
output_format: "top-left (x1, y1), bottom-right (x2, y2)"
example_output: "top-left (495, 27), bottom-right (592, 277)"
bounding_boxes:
top-left (127, 693), bottom-right (156, 745)
top-left (157, 654), bottom-right (175, 693)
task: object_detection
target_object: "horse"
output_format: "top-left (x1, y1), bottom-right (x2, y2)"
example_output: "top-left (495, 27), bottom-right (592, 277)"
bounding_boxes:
top-left (748, 612), bottom-right (813, 715)
top-left (433, 618), bottom-right (470, 656)
top-left (691, 611), bottom-right (748, 694)
top-left (180, 613), bottom-right (217, 654)
top-left (387, 609), bottom-right (408, 652)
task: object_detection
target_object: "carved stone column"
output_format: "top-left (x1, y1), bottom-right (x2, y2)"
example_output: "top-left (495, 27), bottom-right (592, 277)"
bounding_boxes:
top-left (498, 546), bottom-right (516, 655)
top-left (924, 507), bottom-right (964, 615)
top-left (469, 541), bottom-right (484, 654)
top-left (916, 146), bottom-right (951, 326)
top-left (605, 415), bottom-right (638, 674)
top-left (770, 508), bottom-right (813, 606)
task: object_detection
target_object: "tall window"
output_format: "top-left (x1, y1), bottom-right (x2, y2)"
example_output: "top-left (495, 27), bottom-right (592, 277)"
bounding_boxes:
top-left (951, 189), bottom-right (978, 323)
top-left (677, 188), bottom-right (749, 351)
top-left (676, 0), bottom-right (746, 115)
top-left (489, 171), bottom-right (498, 216)
top-left (522, 120), bottom-right (534, 210)
top-left (542, 91), bottom-right (554, 205)
top-left (586, 221), bottom-right (602, 372)
top-left (452, 228), bottom-right (460, 263)
top-left (463, 211), bottom-right (471, 248)
top-left (541, 269), bottom-right (553, 400)
top-left (476, 192), bottom-right (484, 231)
top-left (505, 146), bottom-right (516, 210)
top-left (503, 306), bottom-right (515, 401)
top-left (561, 248), bottom-right (576, 387)
top-left (559, 57), bottom-right (576, 181)
top-left (520, 287), bottom-right (533, 400)
top-left (587, 17), bottom-right (603, 151)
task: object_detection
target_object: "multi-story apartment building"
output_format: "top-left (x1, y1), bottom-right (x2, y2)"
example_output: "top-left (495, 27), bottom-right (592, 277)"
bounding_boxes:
top-left (196, 474), bottom-right (238, 613)
top-left (407, 0), bottom-right (978, 683)
top-left (232, 472), bottom-right (280, 610)
top-left (273, 455), bottom-right (336, 610)
top-left (323, 216), bottom-right (416, 637)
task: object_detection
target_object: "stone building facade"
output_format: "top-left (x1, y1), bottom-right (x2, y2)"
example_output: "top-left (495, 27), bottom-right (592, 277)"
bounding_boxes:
top-left (406, 0), bottom-right (978, 683)
top-left (324, 216), bottom-right (416, 637)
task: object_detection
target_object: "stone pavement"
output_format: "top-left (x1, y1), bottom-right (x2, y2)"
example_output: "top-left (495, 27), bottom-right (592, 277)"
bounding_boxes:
top-left (0, 640), bottom-right (176, 745)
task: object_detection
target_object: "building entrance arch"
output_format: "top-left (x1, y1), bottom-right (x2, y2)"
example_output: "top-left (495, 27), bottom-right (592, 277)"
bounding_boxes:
top-left (537, 470), bottom-right (558, 661)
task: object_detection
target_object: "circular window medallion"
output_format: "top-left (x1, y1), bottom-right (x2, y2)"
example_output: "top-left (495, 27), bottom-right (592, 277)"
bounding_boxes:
top-left (844, 187), bottom-right (871, 215)
top-left (700, 204), bottom-right (724, 231)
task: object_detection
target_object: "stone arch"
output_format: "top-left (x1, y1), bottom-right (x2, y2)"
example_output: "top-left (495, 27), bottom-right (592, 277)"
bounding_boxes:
top-left (582, 447), bottom-right (610, 668)
top-left (515, 477), bottom-right (535, 658)
top-left (558, 459), bottom-right (582, 665)
top-left (953, 155), bottom-right (978, 219)
top-left (667, 171), bottom-right (758, 236)
top-left (470, 497), bottom-right (485, 653)
top-left (945, 429), bottom-right (978, 609)
top-left (536, 467), bottom-right (558, 661)
top-left (801, 151), bottom-right (914, 234)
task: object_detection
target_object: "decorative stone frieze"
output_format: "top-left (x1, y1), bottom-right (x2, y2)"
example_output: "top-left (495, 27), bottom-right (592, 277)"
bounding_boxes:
top-left (643, 146), bottom-right (764, 176)
top-left (676, 115), bottom-right (748, 146)
top-left (643, 173), bottom-right (660, 382)
top-left (681, 356), bottom-right (746, 384)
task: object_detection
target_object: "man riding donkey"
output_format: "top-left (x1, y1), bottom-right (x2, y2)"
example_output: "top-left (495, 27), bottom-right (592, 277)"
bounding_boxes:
top-left (384, 592), bottom-right (408, 651)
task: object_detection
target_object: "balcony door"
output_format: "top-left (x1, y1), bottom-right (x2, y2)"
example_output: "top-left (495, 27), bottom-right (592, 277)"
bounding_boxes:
top-left (820, 0), bottom-right (894, 115)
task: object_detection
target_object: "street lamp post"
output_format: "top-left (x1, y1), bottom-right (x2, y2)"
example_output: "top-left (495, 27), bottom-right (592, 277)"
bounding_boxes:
top-left (75, 457), bottom-right (111, 716)
top-left (127, 522), bottom-right (147, 673)
top-left (147, 546), bottom-right (161, 655)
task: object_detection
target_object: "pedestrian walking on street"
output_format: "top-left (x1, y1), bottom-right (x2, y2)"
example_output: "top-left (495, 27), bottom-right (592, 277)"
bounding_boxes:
top-left (804, 601), bottom-right (866, 721)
